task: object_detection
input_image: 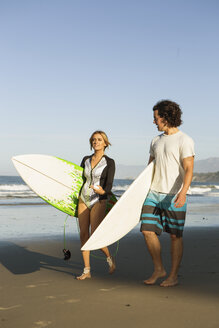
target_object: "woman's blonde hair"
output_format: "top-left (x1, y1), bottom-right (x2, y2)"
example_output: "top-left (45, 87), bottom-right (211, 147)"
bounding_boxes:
top-left (89, 130), bottom-right (111, 150)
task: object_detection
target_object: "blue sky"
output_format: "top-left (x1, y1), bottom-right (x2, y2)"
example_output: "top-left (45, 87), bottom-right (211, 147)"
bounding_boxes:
top-left (1, 0), bottom-right (219, 175)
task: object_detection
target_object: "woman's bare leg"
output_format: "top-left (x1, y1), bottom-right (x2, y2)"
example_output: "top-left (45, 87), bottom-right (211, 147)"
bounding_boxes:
top-left (90, 200), bottom-right (116, 273)
top-left (76, 198), bottom-right (91, 280)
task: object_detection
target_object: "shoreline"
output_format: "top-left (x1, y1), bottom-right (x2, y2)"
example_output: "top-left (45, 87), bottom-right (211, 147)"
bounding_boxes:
top-left (1, 202), bottom-right (219, 242)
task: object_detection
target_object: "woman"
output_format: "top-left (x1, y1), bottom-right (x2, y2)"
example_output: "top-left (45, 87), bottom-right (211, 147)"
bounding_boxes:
top-left (77, 130), bottom-right (116, 280)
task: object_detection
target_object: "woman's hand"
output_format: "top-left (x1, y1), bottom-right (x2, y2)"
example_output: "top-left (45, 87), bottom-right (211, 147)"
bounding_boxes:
top-left (90, 185), bottom-right (105, 195)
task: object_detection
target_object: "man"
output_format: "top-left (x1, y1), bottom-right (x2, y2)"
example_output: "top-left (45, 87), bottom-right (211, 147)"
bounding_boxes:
top-left (141, 100), bottom-right (195, 287)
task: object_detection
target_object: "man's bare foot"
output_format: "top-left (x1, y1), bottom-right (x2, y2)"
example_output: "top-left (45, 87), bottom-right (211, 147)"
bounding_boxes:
top-left (144, 270), bottom-right (166, 285)
top-left (160, 277), bottom-right (178, 287)
top-left (76, 267), bottom-right (91, 280)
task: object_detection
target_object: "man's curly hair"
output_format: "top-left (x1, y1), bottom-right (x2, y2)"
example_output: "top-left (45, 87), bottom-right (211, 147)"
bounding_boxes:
top-left (153, 100), bottom-right (183, 127)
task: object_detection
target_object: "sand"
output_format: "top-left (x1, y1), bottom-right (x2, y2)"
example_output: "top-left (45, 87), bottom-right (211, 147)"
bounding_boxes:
top-left (0, 227), bottom-right (219, 328)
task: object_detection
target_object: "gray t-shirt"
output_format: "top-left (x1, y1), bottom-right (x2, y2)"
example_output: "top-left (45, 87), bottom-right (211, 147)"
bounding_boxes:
top-left (150, 130), bottom-right (195, 194)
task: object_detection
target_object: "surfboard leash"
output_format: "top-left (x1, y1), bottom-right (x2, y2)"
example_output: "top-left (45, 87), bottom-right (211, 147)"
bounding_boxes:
top-left (62, 215), bottom-right (120, 260)
top-left (75, 217), bottom-right (120, 260)
top-left (63, 215), bottom-right (71, 260)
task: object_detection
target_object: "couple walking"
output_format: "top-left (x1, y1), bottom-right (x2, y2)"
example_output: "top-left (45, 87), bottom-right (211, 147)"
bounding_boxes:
top-left (77, 100), bottom-right (195, 287)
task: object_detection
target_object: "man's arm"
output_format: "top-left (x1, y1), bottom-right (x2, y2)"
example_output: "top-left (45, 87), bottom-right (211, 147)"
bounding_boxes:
top-left (174, 156), bottom-right (194, 208)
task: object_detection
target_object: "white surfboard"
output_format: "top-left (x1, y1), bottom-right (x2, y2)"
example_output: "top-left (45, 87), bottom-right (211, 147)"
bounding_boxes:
top-left (82, 161), bottom-right (155, 251)
top-left (12, 154), bottom-right (84, 217)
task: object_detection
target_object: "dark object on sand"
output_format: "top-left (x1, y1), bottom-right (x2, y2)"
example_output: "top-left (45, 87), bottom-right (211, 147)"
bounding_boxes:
top-left (63, 249), bottom-right (71, 260)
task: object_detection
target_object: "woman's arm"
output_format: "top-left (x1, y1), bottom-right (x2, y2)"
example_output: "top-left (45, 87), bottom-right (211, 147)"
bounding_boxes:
top-left (104, 159), bottom-right (115, 194)
top-left (91, 159), bottom-right (115, 195)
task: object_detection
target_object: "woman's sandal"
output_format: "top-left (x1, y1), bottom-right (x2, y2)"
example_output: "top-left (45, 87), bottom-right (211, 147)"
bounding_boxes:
top-left (107, 256), bottom-right (116, 274)
top-left (76, 267), bottom-right (91, 280)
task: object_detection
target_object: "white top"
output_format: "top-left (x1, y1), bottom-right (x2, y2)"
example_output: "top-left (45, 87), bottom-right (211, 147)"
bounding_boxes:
top-left (150, 130), bottom-right (195, 194)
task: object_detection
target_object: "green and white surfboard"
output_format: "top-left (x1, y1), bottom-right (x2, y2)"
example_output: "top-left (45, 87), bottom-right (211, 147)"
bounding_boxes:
top-left (12, 154), bottom-right (84, 217)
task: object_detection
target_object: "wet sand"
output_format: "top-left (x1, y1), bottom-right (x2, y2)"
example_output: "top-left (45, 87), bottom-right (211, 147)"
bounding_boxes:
top-left (0, 227), bottom-right (219, 328)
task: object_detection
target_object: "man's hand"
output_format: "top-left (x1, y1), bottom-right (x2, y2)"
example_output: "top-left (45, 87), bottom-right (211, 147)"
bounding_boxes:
top-left (174, 191), bottom-right (187, 208)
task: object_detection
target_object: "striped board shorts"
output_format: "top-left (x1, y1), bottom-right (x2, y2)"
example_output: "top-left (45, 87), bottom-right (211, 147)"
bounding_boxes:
top-left (140, 190), bottom-right (187, 237)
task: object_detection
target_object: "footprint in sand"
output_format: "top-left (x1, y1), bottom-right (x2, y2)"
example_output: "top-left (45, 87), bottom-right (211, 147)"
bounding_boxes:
top-left (99, 287), bottom-right (121, 292)
top-left (33, 321), bottom-right (52, 327)
top-left (26, 283), bottom-right (49, 288)
top-left (64, 299), bottom-right (80, 304)
top-left (99, 285), bottom-right (125, 292)
top-left (0, 305), bottom-right (21, 311)
top-left (45, 295), bottom-right (80, 304)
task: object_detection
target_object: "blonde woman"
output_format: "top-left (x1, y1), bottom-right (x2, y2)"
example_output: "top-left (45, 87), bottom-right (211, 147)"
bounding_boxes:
top-left (77, 131), bottom-right (116, 280)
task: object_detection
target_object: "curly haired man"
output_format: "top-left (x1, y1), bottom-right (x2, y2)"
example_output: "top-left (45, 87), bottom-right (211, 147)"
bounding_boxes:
top-left (141, 100), bottom-right (195, 287)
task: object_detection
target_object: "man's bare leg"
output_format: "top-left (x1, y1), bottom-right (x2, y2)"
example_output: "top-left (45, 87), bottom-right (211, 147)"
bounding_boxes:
top-left (142, 231), bottom-right (166, 284)
top-left (160, 235), bottom-right (183, 287)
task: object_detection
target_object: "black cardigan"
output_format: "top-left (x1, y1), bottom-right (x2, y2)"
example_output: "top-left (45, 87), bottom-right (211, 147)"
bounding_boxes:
top-left (80, 155), bottom-right (115, 200)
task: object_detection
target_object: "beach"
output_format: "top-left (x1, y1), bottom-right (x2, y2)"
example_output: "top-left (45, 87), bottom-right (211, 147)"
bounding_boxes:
top-left (1, 203), bottom-right (219, 328)
top-left (2, 0), bottom-right (219, 326)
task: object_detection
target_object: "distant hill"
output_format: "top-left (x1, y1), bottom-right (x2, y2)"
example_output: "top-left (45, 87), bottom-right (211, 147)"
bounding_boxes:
top-left (115, 164), bottom-right (145, 179)
top-left (193, 172), bottom-right (219, 183)
top-left (115, 157), bottom-right (219, 180)
top-left (194, 157), bottom-right (219, 173)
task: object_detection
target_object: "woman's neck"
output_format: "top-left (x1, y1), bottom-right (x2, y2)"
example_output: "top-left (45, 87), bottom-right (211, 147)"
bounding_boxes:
top-left (93, 150), bottom-right (105, 158)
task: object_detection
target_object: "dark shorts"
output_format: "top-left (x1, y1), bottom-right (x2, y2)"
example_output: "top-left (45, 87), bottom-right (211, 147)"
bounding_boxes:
top-left (140, 190), bottom-right (187, 237)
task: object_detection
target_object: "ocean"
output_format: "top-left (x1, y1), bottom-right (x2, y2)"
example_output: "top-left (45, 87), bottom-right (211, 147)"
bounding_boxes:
top-left (0, 176), bottom-right (219, 240)
top-left (1, 176), bottom-right (219, 205)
